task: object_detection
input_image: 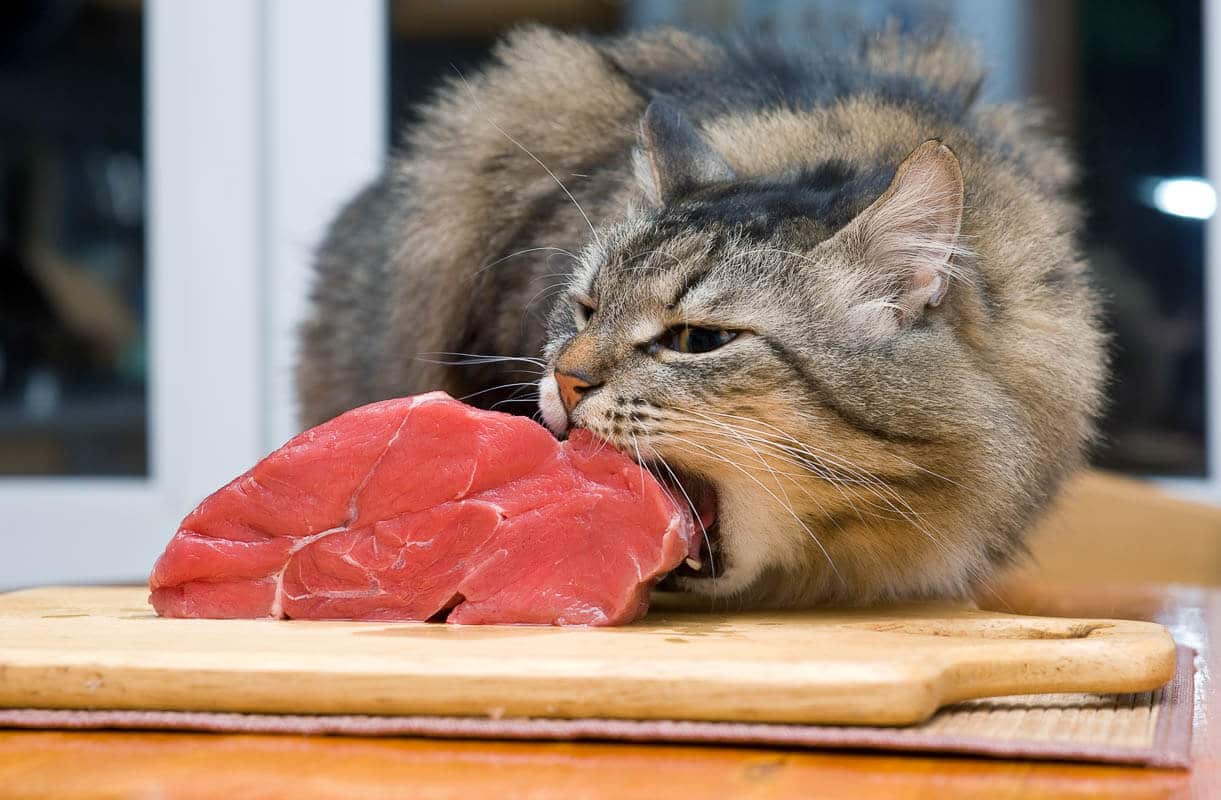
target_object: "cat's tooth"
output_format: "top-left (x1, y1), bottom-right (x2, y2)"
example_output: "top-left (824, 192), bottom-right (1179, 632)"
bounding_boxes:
top-left (685, 557), bottom-right (703, 571)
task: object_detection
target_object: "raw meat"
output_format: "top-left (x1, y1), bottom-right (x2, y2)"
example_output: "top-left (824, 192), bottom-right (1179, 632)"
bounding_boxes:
top-left (149, 392), bottom-right (696, 625)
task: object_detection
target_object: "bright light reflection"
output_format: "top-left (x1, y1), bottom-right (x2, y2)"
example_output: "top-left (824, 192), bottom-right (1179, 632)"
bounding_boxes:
top-left (1148, 177), bottom-right (1216, 220)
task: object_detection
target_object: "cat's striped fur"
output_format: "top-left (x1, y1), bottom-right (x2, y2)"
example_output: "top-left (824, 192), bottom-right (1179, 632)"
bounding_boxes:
top-left (298, 26), bottom-right (1104, 607)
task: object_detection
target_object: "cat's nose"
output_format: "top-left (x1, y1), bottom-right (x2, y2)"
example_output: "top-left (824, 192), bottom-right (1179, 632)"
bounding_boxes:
top-left (555, 369), bottom-right (603, 414)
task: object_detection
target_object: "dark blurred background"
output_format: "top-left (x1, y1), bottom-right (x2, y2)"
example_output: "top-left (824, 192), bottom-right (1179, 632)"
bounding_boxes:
top-left (0, 0), bottom-right (144, 476)
top-left (0, 0), bottom-right (1210, 478)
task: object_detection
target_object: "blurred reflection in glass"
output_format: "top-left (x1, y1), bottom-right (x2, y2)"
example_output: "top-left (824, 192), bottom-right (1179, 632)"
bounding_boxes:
top-left (0, 0), bottom-right (145, 476)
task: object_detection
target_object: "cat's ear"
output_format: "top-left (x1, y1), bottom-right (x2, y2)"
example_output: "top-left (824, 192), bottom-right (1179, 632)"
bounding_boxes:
top-left (838, 140), bottom-right (965, 324)
top-left (634, 98), bottom-right (735, 206)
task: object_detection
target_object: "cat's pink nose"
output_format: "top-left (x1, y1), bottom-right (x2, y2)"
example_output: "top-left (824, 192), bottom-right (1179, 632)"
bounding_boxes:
top-left (555, 369), bottom-right (601, 414)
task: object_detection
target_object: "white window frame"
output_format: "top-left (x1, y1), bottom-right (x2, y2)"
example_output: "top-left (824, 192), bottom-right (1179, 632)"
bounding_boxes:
top-left (1160, 0), bottom-right (1221, 504)
top-left (0, 0), bottom-right (385, 589)
top-left (1209, 0), bottom-right (1221, 501)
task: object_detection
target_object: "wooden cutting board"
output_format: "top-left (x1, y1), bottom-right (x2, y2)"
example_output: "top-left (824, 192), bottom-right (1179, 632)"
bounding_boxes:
top-left (0, 586), bottom-right (1177, 726)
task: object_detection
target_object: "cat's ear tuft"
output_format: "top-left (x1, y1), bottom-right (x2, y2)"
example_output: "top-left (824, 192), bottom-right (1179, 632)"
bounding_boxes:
top-left (634, 98), bottom-right (735, 206)
top-left (841, 140), bottom-right (966, 325)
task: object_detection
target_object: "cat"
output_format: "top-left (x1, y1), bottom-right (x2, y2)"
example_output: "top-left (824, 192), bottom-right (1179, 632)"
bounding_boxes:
top-left (297, 25), bottom-right (1105, 607)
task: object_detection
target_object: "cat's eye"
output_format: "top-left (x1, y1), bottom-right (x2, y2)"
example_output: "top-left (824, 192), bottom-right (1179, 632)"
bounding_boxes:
top-left (663, 326), bottom-right (738, 354)
top-left (572, 294), bottom-right (596, 329)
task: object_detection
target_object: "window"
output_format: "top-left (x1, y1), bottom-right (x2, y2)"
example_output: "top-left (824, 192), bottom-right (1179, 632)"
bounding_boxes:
top-left (0, 1), bottom-right (146, 476)
top-left (0, 0), bottom-right (384, 589)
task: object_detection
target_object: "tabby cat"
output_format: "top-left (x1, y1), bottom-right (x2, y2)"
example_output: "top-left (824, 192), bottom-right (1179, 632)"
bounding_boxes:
top-left (298, 26), bottom-right (1105, 607)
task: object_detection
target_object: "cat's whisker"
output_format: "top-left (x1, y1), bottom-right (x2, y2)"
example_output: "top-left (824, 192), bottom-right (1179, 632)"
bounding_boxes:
top-left (628, 430), bottom-right (648, 497)
top-left (680, 421), bottom-right (962, 578)
top-left (421, 366), bottom-right (545, 382)
top-left (521, 281), bottom-right (577, 315)
top-left (469, 246), bottom-right (580, 281)
top-left (673, 410), bottom-right (948, 548)
top-left (489, 398), bottom-right (542, 409)
top-left (678, 432), bottom-right (908, 576)
top-left (415, 351), bottom-right (547, 368)
top-left (661, 414), bottom-right (897, 539)
top-left (489, 383), bottom-right (543, 411)
top-left (659, 431), bottom-right (843, 583)
top-left (458, 381), bottom-right (539, 404)
top-left (415, 361), bottom-right (544, 381)
top-left (611, 248), bottom-right (684, 276)
top-left (414, 361), bottom-right (545, 373)
top-left (491, 377), bottom-right (546, 409)
top-left (664, 436), bottom-right (845, 584)
top-left (681, 416), bottom-right (798, 502)
top-left (736, 246), bottom-right (823, 270)
top-left (772, 442), bottom-right (946, 533)
top-left (517, 282), bottom-right (578, 332)
top-left (683, 419), bottom-right (863, 545)
top-left (676, 410), bottom-right (841, 478)
top-left (688, 416), bottom-right (869, 486)
top-left (695, 408), bottom-right (899, 480)
top-left (533, 271), bottom-right (584, 282)
top-left (766, 437), bottom-right (952, 543)
top-left (451, 67), bottom-right (603, 250)
top-left (761, 438), bottom-right (929, 517)
top-left (651, 452), bottom-right (718, 580)
top-left (688, 422), bottom-right (887, 529)
top-left (691, 407), bottom-right (952, 519)
top-left (674, 409), bottom-right (903, 506)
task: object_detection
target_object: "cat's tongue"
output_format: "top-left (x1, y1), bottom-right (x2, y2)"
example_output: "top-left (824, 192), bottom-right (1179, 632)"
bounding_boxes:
top-left (693, 486), bottom-right (717, 534)
top-left (690, 489), bottom-right (717, 562)
top-left (658, 475), bottom-right (717, 563)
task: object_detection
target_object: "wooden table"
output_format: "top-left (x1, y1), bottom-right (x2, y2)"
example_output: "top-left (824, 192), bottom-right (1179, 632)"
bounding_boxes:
top-left (0, 580), bottom-right (1215, 799)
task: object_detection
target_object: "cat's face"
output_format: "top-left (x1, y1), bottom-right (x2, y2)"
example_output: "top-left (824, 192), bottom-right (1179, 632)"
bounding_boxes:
top-left (538, 223), bottom-right (863, 597)
top-left (539, 111), bottom-right (969, 602)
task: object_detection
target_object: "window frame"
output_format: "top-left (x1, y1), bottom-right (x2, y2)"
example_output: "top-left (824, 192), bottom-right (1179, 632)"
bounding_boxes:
top-left (1161, 0), bottom-right (1221, 503)
top-left (0, 0), bottom-right (385, 589)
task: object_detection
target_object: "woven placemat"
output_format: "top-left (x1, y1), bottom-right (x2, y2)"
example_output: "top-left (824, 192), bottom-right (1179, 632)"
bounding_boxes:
top-left (0, 646), bottom-right (1194, 768)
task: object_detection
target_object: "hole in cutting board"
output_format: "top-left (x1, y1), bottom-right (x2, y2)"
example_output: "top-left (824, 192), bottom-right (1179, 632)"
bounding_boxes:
top-left (853, 620), bottom-right (1112, 639)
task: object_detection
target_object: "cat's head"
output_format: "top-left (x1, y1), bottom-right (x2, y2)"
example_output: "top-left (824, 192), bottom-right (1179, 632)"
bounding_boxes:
top-left (539, 99), bottom-right (976, 603)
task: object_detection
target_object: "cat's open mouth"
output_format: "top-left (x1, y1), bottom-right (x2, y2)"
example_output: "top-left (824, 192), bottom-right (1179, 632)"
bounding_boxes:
top-left (654, 466), bottom-right (722, 581)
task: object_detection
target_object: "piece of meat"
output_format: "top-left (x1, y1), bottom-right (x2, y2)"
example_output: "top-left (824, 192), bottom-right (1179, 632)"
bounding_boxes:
top-left (149, 392), bottom-right (696, 625)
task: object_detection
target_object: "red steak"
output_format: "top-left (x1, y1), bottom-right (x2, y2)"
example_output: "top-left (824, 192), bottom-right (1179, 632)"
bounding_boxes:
top-left (149, 392), bottom-right (696, 625)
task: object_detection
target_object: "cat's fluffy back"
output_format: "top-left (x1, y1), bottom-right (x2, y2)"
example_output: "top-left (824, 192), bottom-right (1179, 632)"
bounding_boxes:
top-left (298, 24), bottom-right (1105, 592)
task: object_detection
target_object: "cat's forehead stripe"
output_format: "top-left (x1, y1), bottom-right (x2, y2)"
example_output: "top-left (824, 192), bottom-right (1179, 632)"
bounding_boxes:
top-left (658, 163), bottom-right (893, 242)
top-left (666, 265), bottom-right (713, 310)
